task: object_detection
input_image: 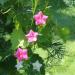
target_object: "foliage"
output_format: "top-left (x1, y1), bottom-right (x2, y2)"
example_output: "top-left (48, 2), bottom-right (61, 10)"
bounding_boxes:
top-left (0, 0), bottom-right (74, 75)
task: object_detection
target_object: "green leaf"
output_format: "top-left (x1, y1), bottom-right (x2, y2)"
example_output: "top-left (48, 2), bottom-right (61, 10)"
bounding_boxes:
top-left (11, 23), bottom-right (28, 50)
top-left (33, 47), bottom-right (48, 59)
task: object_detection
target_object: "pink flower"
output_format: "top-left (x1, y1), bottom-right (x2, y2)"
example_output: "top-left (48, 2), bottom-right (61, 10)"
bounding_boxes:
top-left (26, 30), bottom-right (38, 42)
top-left (15, 48), bottom-right (28, 61)
top-left (34, 11), bottom-right (48, 25)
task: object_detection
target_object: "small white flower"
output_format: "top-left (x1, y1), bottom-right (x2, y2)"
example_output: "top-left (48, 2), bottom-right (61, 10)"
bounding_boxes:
top-left (32, 60), bottom-right (42, 72)
top-left (15, 61), bottom-right (23, 70)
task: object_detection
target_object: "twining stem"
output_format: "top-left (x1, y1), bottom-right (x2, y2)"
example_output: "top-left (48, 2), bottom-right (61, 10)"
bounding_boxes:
top-left (31, 0), bottom-right (39, 26)
top-left (32, 0), bottom-right (39, 15)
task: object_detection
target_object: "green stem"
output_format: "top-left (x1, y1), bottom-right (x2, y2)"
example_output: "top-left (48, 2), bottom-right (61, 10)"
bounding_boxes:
top-left (31, 0), bottom-right (38, 26)
top-left (32, 0), bottom-right (38, 14)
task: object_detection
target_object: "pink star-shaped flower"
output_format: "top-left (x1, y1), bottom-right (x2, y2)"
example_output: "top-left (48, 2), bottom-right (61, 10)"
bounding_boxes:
top-left (26, 30), bottom-right (38, 43)
top-left (15, 48), bottom-right (28, 62)
top-left (34, 11), bottom-right (48, 25)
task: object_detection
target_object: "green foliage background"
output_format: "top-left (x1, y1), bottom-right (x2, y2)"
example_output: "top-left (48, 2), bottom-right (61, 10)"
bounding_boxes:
top-left (0, 0), bottom-right (75, 75)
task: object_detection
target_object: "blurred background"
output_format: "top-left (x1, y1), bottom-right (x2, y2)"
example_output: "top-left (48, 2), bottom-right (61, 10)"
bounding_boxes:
top-left (0, 0), bottom-right (75, 75)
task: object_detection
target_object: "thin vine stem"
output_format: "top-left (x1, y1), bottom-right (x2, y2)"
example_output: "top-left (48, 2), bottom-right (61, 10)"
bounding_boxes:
top-left (31, 0), bottom-right (39, 26)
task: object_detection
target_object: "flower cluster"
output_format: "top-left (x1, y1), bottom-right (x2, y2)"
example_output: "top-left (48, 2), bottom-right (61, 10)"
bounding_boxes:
top-left (14, 11), bottom-right (48, 71)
